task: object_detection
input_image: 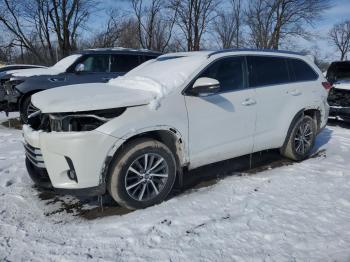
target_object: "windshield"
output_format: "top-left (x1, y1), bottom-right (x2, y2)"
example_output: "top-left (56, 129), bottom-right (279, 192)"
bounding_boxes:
top-left (335, 68), bottom-right (350, 81)
top-left (122, 55), bottom-right (208, 92)
top-left (328, 63), bottom-right (350, 82)
top-left (51, 54), bottom-right (82, 71)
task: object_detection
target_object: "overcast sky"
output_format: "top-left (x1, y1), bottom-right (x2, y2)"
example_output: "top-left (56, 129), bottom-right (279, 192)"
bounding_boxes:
top-left (90, 0), bottom-right (350, 62)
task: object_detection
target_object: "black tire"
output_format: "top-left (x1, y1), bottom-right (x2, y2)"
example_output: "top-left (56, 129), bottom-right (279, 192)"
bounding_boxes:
top-left (280, 115), bottom-right (316, 161)
top-left (19, 96), bottom-right (32, 124)
top-left (107, 138), bottom-right (177, 210)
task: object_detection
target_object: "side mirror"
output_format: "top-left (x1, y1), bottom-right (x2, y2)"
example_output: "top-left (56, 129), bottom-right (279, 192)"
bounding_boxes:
top-left (75, 63), bottom-right (85, 73)
top-left (192, 77), bottom-right (220, 96)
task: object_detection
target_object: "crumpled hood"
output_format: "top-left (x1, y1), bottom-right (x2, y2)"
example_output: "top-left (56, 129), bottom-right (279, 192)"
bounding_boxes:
top-left (333, 81), bottom-right (350, 91)
top-left (31, 82), bottom-right (158, 113)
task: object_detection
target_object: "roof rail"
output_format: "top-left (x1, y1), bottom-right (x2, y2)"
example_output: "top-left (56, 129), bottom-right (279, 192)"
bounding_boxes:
top-left (208, 48), bottom-right (304, 58)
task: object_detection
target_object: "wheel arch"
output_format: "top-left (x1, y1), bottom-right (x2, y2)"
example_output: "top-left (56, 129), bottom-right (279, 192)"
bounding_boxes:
top-left (18, 89), bottom-right (43, 111)
top-left (282, 107), bottom-right (321, 149)
top-left (101, 126), bottom-right (188, 187)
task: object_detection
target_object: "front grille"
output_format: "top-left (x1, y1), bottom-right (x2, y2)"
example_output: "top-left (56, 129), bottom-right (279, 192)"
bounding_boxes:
top-left (328, 88), bottom-right (350, 107)
top-left (24, 143), bottom-right (45, 168)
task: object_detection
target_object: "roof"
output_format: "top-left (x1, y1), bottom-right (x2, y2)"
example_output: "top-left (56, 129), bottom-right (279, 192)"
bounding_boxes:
top-left (158, 49), bottom-right (305, 61)
top-left (207, 48), bottom-right (304, 57)
top-left (77, 47), bottom-right (162, 56)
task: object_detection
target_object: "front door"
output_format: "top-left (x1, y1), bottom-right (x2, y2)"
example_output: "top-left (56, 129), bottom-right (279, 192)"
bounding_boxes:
top-left (184, 56), bottom-right (257, 169)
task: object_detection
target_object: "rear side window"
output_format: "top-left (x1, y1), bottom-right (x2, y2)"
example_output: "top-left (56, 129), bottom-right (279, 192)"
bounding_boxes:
top-left (110, 55), bottom-right (140, 72)
top-left (143, 55), bottom-right (157, 62)
top-left (288, 59), bottom-right (318, 82)
top-left (198, 56), bottom-right (245, 92)
top-left (247, 56), bottom-right (290, 87)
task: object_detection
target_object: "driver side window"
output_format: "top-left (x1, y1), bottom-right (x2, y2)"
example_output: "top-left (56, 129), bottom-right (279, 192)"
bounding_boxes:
top-left (79, 55), bottom-right (110, 73)
top-left (199, 57), bottom-right (244, 92)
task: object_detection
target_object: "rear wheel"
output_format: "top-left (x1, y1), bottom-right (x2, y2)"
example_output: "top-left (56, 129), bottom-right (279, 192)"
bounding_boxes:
top-left (280, 115), bottom-right (316, 161)
top-left (20, 96), bottom-right (37, 124)
top-left (107, 138), bottom-right (177, 210)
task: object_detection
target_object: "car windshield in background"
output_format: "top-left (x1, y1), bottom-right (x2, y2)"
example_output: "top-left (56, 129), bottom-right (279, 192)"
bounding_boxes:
top-left (51, 54), bottom-right (82, 71)
top-left (328, 62), bottom-right (350, 82)
top-left (335, 67), bottom-right (350, 81)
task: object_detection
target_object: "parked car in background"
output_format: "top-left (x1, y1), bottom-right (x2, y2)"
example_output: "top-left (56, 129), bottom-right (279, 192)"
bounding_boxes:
top-left (327, 61), bottom-right (350, 122)
top-left (0, 64), bottom-right (46, 112)
top-left (3, 48), bottom-right (161, 122)
top-left (23, 49), bottom-right (330, 210)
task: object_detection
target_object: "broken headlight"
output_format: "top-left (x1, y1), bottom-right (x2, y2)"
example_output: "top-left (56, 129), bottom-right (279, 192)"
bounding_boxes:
top-left (48, 108), bottom-right (126, 132)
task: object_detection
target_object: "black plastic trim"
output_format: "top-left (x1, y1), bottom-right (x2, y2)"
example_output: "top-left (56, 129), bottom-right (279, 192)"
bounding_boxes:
top-left (54, 184), bottom-right (106, 196)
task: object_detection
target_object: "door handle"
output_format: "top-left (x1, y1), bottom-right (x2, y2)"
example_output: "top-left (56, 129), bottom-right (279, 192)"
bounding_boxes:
top-left (242, 98), bottom-right (256, 106)
top-left (287, 89), bottom-right (302, 96)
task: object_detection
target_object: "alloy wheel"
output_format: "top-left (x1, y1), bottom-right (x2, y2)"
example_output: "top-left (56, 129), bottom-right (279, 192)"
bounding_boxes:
top-left (294, 120), bottom-right (313, 155)
top-left (125, 153), bottom-right (169, 201)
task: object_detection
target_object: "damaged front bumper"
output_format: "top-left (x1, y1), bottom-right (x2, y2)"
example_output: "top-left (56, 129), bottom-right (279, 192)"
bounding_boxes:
top-left (329, 106), bottom-right (350, 122)
top-left (23, 125), bottom-right (119, 196)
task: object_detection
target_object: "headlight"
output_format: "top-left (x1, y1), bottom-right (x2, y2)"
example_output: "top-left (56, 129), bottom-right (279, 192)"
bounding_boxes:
top-left (48, 108), bottom-right (126, 132)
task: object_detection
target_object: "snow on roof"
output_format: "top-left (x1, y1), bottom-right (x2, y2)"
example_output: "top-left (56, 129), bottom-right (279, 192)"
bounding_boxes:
top-left (2, 64), bottom-right (46, 68)
top-left (82, 47), bottom-right (162, 54)
top-left (11, 54), bottom-right (81, 77)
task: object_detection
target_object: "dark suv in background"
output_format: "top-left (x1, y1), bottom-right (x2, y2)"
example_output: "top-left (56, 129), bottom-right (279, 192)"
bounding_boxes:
top-left (0, 64), bottom-right (46, 112)
top-left (327, 61), bottom-right (350, 122)
top-left (4, 48), bottom-right (161, 122)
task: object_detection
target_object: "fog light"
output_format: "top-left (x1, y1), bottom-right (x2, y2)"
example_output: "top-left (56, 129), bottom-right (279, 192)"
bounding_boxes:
top-left (67, 170), bottom-right (77, 181)
top-left (65, 156), bottom-right (78, 182)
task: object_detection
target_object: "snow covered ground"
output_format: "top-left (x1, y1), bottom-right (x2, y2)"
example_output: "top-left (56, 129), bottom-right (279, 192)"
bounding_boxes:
top-left (0, 111), bottom-right (350, 262)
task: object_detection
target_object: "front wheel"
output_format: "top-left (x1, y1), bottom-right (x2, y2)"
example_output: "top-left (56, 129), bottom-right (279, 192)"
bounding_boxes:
top-left (107, 138), bottom-right (177, 210)
top-left (280, 115), bottom-right (316, 161)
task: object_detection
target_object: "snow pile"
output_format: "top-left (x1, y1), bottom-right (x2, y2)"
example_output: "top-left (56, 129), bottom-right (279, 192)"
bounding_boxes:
top-left (11, 54), bottom-right (82, 77)
top-left (108, 76), bottom-right (164, 109)
top-left (1, 119), bottom-right (350, 261)
top-left (109, 54), bottom-right (208, 109)
top-left (31, 83), bottom-right (157, 113)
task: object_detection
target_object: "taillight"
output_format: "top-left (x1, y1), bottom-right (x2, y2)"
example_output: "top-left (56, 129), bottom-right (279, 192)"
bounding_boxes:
top-left (322, 82), bottom-right (332, 90)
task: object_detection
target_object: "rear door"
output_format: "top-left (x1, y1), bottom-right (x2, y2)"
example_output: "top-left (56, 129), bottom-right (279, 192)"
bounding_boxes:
top-left (185, 56), bottom-right (257, 168)
top-left (248, 56), bottom-right (303, 151)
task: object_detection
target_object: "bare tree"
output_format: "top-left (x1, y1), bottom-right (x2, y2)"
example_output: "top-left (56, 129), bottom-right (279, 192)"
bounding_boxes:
top-left (246, 0), bottom-right (330, 50)
top-left (329, 20), bottom-right (350, 61)
top-left (87, 13), bottom-right (141, 49)
top-left (169, 0), bottom-right (220, 51)
top-left (131, 0), bottom-right (177, 52)
top-left (213, 0), bottom-right (243, 48)
top-left (88, 10), bottom-right (122, 48)
top-left (0, 0), bottom-right (46, 61)
top-left (49, 0), bottom-right (96, 57)
top-left (117, 18), bottom-right (141, 49)
top-left (0, 0), bottom-right (96, 63)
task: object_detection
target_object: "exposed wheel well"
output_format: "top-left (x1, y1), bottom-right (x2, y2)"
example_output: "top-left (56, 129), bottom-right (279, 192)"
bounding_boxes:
top-left (304, 109), bottom-right (321, 133)
top-left (105, 129), bottom-right (186, 188)
top-left (18, 90), bottom-right (41, 111)
top-left (282, 108), bottom-right (321, 150)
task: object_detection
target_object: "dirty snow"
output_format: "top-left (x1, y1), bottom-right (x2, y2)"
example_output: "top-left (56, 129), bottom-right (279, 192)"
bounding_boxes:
top-left (0, 112), bottom-right (350, 261)
top-left (10, 54), bottom-right (82, 77)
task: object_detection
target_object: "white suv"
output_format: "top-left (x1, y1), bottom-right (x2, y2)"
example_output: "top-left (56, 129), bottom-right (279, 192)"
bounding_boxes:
top-left (23, 50), bottom-right (330, 209)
